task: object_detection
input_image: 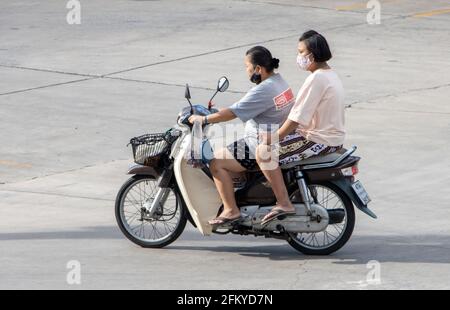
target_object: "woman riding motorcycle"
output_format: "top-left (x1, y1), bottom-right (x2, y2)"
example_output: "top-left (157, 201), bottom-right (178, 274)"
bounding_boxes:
top-left (189, 46), bottom-right (295, 226)
top-left (257, 30), bottom-right (346, 225)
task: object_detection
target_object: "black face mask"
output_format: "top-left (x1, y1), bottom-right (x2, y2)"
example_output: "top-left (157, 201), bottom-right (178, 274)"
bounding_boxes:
top-left (250, 68), bottom-right (261, 84)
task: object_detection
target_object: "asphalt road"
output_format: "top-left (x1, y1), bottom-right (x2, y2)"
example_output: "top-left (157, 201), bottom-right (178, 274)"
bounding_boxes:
top-left (1, 0), bottom-right (449, 289)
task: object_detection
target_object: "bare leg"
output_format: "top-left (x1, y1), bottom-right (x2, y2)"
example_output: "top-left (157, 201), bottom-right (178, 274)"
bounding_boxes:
top-left (256, 145), bottom-right (294, 216)
top-left (209, 149), bottom-right (246, 224)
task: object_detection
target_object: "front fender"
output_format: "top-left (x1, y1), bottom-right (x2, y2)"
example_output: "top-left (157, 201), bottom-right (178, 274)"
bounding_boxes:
top-left (127, 164), bottom-right (159, 176)
top-left (126, 163), bottom-right (198, 228)
top-left (329, 178), bottom-right (377, 219)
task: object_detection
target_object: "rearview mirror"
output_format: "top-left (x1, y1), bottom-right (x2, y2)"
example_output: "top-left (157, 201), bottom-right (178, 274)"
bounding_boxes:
top-left (217, 76), bottom-right (229, 93)
top-left (185, 83), bottom-right (191, 99)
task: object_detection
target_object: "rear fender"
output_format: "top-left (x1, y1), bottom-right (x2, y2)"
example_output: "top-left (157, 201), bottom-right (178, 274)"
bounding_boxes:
top-left (329, 178), bottom-right (377, 219)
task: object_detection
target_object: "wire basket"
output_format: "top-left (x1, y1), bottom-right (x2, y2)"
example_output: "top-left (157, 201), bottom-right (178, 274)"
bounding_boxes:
top-left (129, 133), bottom-right (170, 167)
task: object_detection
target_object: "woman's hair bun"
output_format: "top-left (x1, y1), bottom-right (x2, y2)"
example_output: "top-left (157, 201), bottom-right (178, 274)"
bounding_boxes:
top-left (246, 46), bottom-right (279, 72)
top-left (271, 58), bottom-right (280, 69)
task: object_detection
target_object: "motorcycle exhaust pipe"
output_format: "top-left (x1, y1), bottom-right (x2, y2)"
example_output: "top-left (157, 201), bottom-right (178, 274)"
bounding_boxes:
top-left (328, 208), bottom-right (345, 225)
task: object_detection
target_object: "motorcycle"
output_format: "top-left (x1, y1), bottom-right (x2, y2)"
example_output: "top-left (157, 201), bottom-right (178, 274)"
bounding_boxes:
top-left (115, 76), bottom-right (376, 255)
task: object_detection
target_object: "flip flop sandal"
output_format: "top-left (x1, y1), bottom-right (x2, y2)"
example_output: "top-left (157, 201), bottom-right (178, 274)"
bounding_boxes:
top-left (261, 208), bottom-right (296, 226)
top-left (209, 216), bottom-right (241, 227)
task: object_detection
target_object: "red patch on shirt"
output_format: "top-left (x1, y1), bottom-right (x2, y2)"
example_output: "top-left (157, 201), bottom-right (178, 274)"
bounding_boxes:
top-left (273, 88), bottom-right (294, 110)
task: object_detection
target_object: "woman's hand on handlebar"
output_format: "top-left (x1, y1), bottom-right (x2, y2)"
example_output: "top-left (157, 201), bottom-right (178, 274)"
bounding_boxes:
top-left (188, 115), bottom-right (204, 124)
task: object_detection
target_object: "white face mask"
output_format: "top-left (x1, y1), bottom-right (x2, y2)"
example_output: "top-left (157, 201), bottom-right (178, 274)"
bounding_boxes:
top-left (296, 53), bottom-right (313, 71)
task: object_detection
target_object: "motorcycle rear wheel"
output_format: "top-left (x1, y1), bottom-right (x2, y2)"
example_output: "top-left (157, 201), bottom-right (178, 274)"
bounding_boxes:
top-left (287, 181), bottom-right (355, 255)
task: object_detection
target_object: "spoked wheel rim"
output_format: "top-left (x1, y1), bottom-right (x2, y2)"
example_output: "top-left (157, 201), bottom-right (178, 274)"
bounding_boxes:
top-left (119, 178), bottom-right (181, 244)
top-left (289, 185), bottom-right (348, 250)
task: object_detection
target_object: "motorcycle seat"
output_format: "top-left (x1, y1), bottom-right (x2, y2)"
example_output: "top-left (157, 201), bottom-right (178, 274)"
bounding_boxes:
top-left (280, 148), bottom-right (349, 170)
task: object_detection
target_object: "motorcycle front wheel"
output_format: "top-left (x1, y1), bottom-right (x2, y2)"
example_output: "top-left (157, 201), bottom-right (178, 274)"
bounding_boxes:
top-left (115, 175), bottom-right (187, 248)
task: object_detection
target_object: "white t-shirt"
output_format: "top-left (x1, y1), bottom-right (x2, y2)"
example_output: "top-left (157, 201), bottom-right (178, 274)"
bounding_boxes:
top-left (288, 69), bottom-right (345, 146)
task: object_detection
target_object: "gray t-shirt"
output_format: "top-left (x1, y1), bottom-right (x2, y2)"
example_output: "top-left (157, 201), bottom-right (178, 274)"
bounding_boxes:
top-left (230, 73), bottom-right (294, 155)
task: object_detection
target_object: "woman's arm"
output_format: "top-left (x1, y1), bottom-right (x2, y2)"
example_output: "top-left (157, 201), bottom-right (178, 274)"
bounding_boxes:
top-left (260, 119), bottom-right (299, 145)
top-left (188, 108), bottom-right (236, 124)
top-left (277, 119), bottom-right (299, 141)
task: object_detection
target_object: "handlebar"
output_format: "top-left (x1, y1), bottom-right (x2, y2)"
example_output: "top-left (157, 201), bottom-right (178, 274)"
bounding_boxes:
top-left (179, 104), bottom-right (219, 126)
